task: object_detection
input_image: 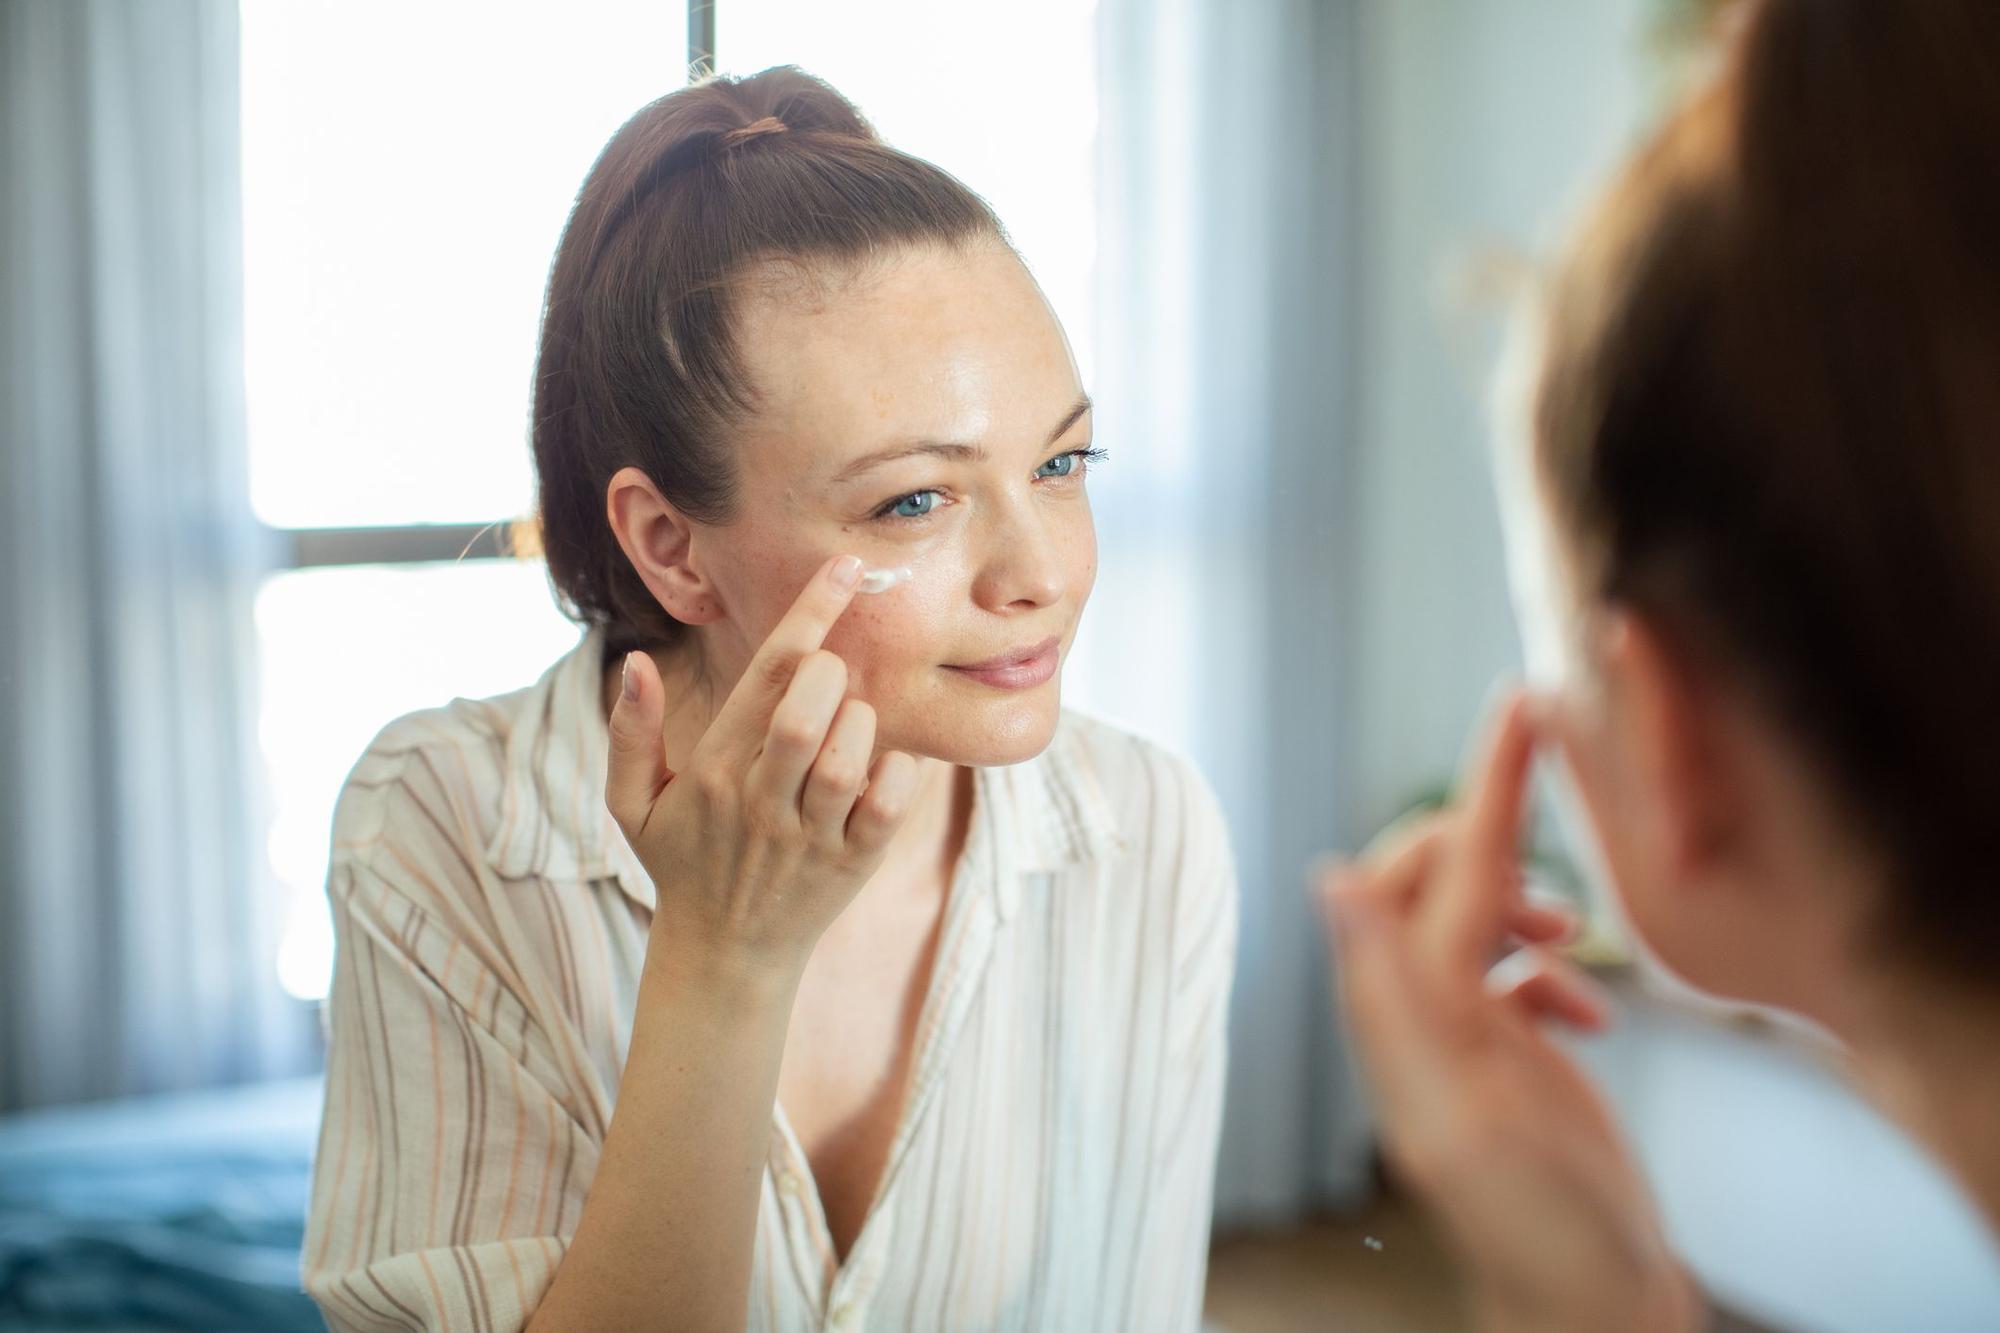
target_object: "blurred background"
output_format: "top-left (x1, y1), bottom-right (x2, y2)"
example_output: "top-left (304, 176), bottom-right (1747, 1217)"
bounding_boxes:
top-left (3, 1), bottom-right (1998, 1329)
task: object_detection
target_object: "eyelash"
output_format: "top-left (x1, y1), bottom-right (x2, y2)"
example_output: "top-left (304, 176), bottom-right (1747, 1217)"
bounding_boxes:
top-left (869, 447), bottom-right (1109, 522)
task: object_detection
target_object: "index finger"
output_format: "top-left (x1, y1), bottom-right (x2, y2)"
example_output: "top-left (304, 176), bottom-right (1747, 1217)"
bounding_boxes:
top-left (1418, 687), bottom-right (1540, 981)
top-left (710, 554), bottom-right (865, 745)
top-left (1458, 688), bottom-right (1540, 873)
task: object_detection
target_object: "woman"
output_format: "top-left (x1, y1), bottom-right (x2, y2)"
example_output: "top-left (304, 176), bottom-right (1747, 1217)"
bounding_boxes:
top-left (301, 68), bottom-right (1237, 1332)
top-left (1319, 1), bottom-right (2000, 1329)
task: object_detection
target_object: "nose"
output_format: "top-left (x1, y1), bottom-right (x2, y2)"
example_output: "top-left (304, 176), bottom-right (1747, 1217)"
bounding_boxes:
top-left (968, 490), bottom-right (1068, 613)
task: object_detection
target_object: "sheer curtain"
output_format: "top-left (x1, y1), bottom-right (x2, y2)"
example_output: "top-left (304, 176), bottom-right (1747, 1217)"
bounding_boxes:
top-left (1076, 0), bottom-right (1375, 1223)
top-left (0, 0), bottom-right (315, 1110)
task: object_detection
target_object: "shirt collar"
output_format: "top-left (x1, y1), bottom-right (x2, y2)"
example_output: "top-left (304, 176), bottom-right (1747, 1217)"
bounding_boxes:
top-left (483, 627), bottom-right (1126, 915)
top-left (483, 627), bottom-right (631, 892)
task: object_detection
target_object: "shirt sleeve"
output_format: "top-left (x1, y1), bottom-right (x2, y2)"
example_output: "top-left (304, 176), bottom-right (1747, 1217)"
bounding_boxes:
top-left (301, 738), bottom-right (599, 1333)
top-left (1130, 752), bottom-right (1241, 1333)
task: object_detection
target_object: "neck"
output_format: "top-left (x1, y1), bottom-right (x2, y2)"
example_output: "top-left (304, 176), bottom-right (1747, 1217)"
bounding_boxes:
top-left (1834, 967), bottom-right (2000, 1240)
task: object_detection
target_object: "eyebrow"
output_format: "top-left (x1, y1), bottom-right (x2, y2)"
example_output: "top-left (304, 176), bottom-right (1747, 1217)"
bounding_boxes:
top-left (830, 393), bottom-right (1094, 485)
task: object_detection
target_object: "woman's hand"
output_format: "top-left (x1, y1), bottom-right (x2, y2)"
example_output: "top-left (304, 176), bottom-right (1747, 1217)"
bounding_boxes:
top-left (1314, 691), bottom-right (1702, 1333)
top-left (531, 558), bottom-right (923, 1333)
top-left (605, 554), bottom-right (922, 988)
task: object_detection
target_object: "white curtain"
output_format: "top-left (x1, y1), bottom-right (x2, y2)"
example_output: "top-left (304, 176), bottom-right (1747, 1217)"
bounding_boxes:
top-left (1076, 0), bottom-right (1376, 1224)
top-left (0, 0), bottom-right (316, 1110)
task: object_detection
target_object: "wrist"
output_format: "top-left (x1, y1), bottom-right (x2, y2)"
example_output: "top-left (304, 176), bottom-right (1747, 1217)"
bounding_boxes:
top-left (640, 929), bottom-right (803, 1017)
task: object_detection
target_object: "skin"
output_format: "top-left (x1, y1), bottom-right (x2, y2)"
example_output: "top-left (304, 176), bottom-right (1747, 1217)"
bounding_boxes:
top-left (611, 239), bottom-right (1097, 770)
top-left (1315, 381), bottom-right (2000, 1331)
top-left (525, 240), bottom-right (1099, 1332)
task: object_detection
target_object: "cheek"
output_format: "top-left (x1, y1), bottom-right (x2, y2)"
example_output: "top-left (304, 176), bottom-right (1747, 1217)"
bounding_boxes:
top-left (1068, 508), bottom-right (1099, 606)
top-left (1556, 703), bottom-right (1694, 974)
top-left (820, 584), bottom-right (954, 698)
top-left (1553, 712), bottom-right (1630, 882)
top-left (706, 525), bottom-right (826, 638)
top-left (779, 500), bottom-right (1098, 704)
top-left (1568, 703), bottom-right (1661, 875)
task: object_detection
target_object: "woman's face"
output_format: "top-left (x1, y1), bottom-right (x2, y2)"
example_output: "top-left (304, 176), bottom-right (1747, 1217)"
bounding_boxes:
top-left (690, 242), bottom-right (1097, 768)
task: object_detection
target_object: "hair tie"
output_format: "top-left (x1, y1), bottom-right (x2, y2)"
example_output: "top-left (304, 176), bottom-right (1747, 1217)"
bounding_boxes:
top-left (720, 116), bottom-right (788, 149)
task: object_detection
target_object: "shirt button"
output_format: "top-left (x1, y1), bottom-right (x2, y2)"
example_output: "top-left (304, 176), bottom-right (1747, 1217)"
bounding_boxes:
top-left (828, 1305), bottom-right (854, 1330)
top-left (778, 1170), bottom-right (805, 1197)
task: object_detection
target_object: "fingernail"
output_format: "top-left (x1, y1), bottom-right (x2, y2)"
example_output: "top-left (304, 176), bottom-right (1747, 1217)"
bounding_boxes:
top-left (621, 652), bottom-right (639, 701)
top-left (831, 555), bottom-right (863, 590)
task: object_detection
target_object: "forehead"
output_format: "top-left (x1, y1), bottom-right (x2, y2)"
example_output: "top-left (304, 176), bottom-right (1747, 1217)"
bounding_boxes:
top-left (729, 244), bottom-right (1081, 471)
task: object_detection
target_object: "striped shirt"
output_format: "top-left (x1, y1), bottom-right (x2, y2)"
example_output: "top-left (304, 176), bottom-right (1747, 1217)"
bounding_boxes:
top-left (301, 626), bottom-right (1238, 1332)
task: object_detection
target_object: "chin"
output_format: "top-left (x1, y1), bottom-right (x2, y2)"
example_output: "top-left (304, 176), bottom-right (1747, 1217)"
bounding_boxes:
top-left (885, 681), bottom-right (1064, 767)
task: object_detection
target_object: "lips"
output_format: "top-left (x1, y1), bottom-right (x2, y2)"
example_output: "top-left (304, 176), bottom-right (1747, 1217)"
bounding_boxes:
top-left (944, 635), bottom-right (1062, 690)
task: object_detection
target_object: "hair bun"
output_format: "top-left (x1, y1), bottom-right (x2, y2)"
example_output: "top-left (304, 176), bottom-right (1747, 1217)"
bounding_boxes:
top-left (741, 65), bottom-right (877, 142)
top-left (719, 115), bottom-right (788, 149)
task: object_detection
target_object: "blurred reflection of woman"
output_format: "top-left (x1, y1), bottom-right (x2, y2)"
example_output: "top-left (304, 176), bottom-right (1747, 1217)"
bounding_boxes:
top-left (302, 67), bottom-right (1236, 1333)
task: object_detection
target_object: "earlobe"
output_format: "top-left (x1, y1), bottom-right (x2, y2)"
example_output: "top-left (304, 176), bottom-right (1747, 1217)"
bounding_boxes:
top-left (605, 465), bottom-right (724, 625)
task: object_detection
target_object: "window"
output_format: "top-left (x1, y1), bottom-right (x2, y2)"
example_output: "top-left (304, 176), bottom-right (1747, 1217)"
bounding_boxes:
top-left (241, 0), bottom-right (690, 528)
top-left (242, 0), bottom-right (1099, 1001)
top-left (241, 0), bottom-right (690, 1000)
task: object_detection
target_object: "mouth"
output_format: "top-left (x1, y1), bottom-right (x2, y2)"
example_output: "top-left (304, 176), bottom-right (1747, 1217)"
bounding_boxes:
top-left (943, 635), bottom-right (1062, 690)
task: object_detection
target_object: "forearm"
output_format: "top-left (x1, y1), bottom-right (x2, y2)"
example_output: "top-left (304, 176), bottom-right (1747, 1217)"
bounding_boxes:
top-left (526, 939), bottom-right (797, 1333)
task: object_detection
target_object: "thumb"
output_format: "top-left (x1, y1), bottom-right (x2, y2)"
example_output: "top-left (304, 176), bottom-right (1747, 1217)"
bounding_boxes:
top-left (606, 650), bottom-right (674, 831)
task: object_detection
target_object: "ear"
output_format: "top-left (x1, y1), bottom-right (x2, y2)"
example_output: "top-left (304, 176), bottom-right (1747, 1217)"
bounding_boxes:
top-left (1594, 606), bottom-right (1745, 887)
top-left (604, 465), bottom-right (724, 626)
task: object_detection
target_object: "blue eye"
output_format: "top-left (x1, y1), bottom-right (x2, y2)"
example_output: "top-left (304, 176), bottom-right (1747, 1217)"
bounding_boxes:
top-left (1037, 447), bottom-right (1106, 480)
top-left (886, 490), bottom-right (939, 519)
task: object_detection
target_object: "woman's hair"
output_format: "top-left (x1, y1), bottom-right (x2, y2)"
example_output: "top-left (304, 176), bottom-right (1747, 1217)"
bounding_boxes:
top-left (524, 67), bottom-right (1004, 655)
top-left (1533, 0), bottom-right (2000, 987)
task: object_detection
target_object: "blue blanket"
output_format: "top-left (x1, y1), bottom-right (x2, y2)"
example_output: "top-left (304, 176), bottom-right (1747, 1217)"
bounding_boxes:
top-left (0, 1077), bottom-right (325, 1332)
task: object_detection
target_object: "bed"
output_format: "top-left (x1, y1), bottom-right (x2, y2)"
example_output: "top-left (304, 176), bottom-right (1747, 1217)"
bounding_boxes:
top-left (0, 1076), bottom-right (325, 1332)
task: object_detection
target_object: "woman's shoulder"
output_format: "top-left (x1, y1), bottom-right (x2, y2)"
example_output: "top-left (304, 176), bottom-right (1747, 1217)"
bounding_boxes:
top-left (1053, 707), bottom-right (1224, 807)
top-left (1049, 707), bottom-right (1234, 873)
top-left (1048, 709), bottom-right (1239, 979)
top-left (326, 681), bottom-right (543, 882)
